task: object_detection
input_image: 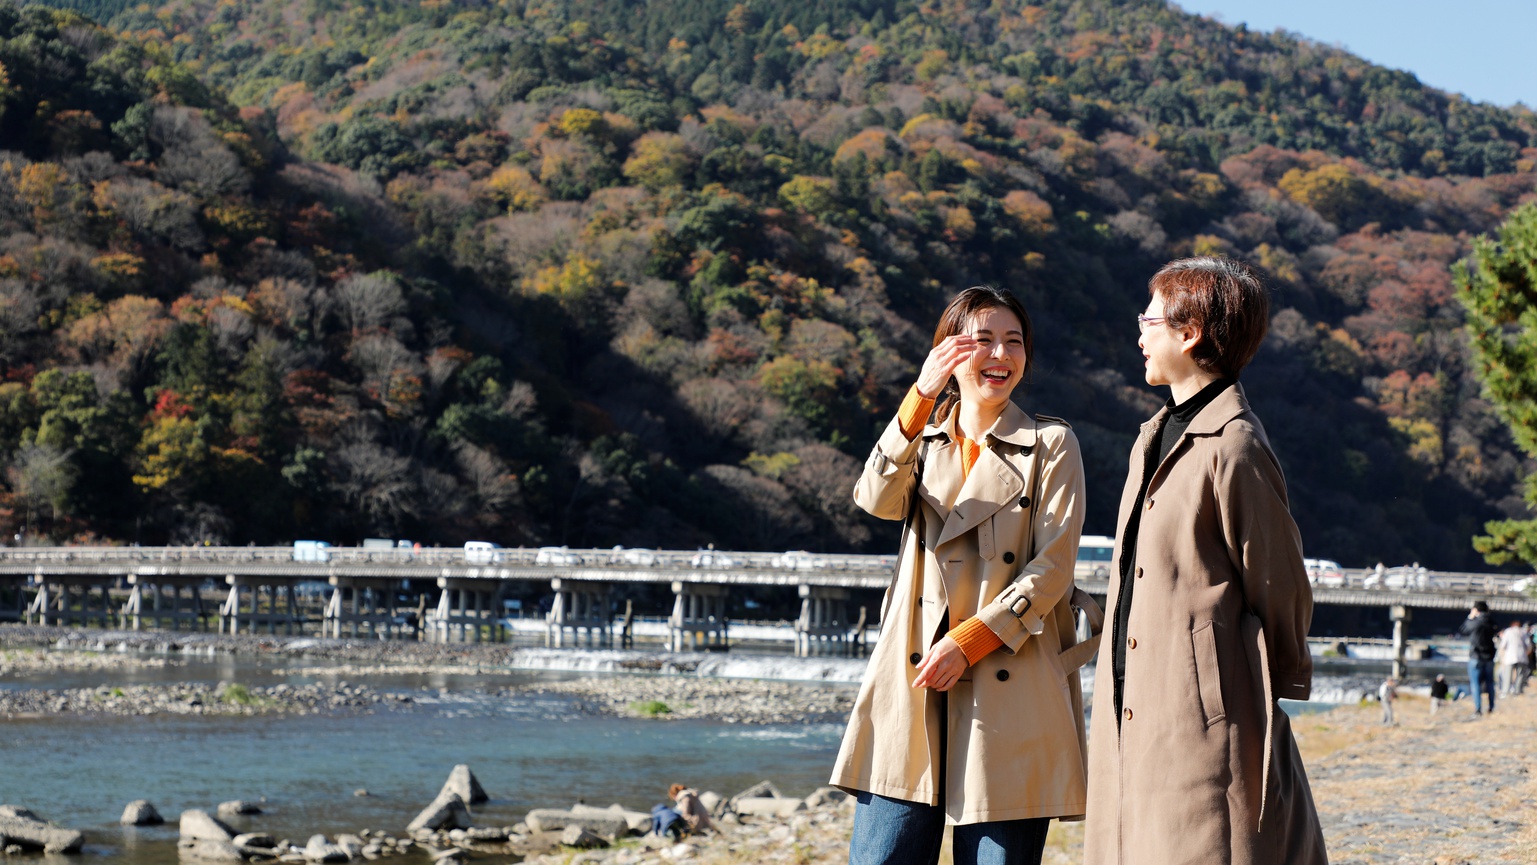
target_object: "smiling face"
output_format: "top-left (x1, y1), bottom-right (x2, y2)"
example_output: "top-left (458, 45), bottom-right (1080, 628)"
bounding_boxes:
top-left (1139, 290), bottom-right (1202, 389)
top-left (955, 305), bottom-right (1027, 412)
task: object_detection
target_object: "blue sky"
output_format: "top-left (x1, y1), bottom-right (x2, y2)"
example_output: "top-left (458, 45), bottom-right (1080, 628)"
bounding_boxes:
top-left (1180, 1), bottom-right (1536, 108)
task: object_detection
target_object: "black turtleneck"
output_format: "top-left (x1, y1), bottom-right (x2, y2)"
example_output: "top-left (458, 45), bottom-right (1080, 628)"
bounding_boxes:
top-left (1112, 377), bottom-right (1236, 725)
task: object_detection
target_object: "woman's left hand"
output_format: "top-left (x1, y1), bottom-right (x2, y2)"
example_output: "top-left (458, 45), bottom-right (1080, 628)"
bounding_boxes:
top-left (912, 636), bottom-right (969, 691)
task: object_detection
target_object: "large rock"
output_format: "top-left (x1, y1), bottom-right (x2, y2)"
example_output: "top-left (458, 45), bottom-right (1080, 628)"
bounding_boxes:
top-left (559, 825), bottom-right (609, 849)
top-left (733, 797), bottom-right (806, 818)
top-left (121, 799), bottom-right (165, 826)
top-left (570, 803), bottom-right (649, 835)
top-left (405, 792), bottom-right (472, 834)
top-left (803, 787), bottom-right (850, 808)
top-left (178, 838), bottom-right (245, 861)
top-left (218, 800), bottom-right (264, 817)
top-left (303, 834), bottom-right (352, 862)
top-left (0, 806), bottom-right (85, 854)
top-left (523, 809), bottom-right (629, 840)
top-left (180, 809), bottom-right (239, 842)
top-left (729, 781), bottom-right (782, 802)
top-left (233, 832), bottom-right (279, 856)
top-left (437, 765), bottom-right (488, 806)
top-left (697, 791), bottom-right (724, 817)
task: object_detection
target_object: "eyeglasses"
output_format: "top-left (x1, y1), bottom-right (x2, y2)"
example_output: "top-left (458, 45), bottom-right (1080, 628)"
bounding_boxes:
top-left (1136, 314), bottom-right (1167, 333)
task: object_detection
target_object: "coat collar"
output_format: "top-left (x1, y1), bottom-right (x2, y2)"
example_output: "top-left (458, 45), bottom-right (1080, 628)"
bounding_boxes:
top-left (922, 399), bottom-right (1038, 449)
top-left (1138, 381), bottom-right (1250, 438)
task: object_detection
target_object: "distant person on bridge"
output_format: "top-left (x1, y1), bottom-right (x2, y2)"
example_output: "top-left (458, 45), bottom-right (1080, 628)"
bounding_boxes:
top-left (1459, 601), bottom-right (1497, 715)
top-left (1083, 258), bottom-right (1327, 865)
top-left (832, 285), bottom-right (1097, 865)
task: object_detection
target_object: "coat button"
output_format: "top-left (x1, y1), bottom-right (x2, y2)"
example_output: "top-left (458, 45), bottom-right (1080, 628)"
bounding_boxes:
top-left (1002, 551), bottom-right (1015, 564)
top-left (1135, 567), bottom-right (1144, 579)
top-left (1019, 495), bottom-right (1031, 508)
top-left (1123, 708), bottom-right (1133, 721)
top-left (1127, 637), bottom-right (1137, 649)
top-left (910, 652), bottom-right (922, 665)
top-left (996, 669), bottom-right (1010, 682)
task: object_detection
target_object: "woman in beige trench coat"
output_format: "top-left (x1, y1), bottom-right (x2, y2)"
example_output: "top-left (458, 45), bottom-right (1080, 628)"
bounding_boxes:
top-left (830, 286), bottom-right (1099, 865)
top-left (1082, 258), bottom-right (1327, 865)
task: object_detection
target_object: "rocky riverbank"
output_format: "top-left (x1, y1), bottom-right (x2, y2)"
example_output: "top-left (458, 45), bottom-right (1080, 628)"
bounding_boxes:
top-left (505, 676), bottom-right (856, 724)
top-left (0, 680), bottom-right (398, 718)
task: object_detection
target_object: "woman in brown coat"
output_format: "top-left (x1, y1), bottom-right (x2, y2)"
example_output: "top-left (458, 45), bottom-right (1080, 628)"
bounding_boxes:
top-left (831, 286), bottom-right (1099, 865)
top-left (1082, 258), bottom-right (1327, 865)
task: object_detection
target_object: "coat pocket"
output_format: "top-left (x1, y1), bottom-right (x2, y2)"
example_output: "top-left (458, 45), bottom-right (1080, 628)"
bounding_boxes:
top-left (1191, 620), bottom-right (1226, 726)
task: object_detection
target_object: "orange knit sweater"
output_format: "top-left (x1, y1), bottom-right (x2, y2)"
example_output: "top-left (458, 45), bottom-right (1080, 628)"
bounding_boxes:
top-left (896, 385), bottom-right (1006, 664)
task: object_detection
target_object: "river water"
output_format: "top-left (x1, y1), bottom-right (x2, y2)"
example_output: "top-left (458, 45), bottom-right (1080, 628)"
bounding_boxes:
top-left (0, 645), bottom-right (1371, 864)
top-left (0, 652), bottom-right (847, 863)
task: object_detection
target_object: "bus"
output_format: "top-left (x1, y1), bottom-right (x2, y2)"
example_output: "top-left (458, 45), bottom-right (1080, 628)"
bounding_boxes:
top-left (1075, 535), bottom-right (1115, 580)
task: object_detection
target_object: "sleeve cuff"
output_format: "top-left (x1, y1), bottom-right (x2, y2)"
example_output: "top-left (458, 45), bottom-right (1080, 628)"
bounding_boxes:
top-left (947, 617), bottom-right (1005, 665)
top-left (896, 384), bottom-right (936, 441)
top-left (1274, 672), bottom-right (1311, 701)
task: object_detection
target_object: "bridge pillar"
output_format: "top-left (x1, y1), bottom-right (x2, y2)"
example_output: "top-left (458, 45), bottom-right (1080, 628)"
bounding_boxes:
top-left (795, 584), bottom-right (854, 657)
top-left (220, 576), bottom-right (305, 636)
top-left (123, 576), bottom-right (210, 631)
top-left (546, 578), bottom-right (611, 648)
top-left (669, 581), bottom-right (728, 652)
top-left (325, 577), bottom-right (413, 640)
top-left (428, 578), bottom-right (506, 644)
top-left (25, 575), bottom-right (117, 628)
top-left (0, 575), bottom-right (27, 622)
top-left (1390, 604), bottom-right (1411, 681)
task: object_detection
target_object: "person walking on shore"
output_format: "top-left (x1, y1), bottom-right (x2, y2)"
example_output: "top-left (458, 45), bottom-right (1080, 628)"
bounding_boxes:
top-left (1378, 677), bottom-right (1397, 726)
top-left (1429, 674), bottom-right (1449, 716)
top-left (1459, 601), bottom-right (1497, 715)
top-left (1082, 257), bottom-right (1327, 865)
top-left (832, 285), bottom-right (1097, 865)
top-left (1495, 621), bottom-right (1526, 696)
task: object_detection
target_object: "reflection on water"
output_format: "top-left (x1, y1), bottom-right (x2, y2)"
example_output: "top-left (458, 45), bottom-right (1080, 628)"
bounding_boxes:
top-left (0, 651), bottom-right (845, 865)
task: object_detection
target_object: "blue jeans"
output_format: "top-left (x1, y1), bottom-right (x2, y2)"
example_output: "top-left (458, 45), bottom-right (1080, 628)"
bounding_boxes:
top-left (849, 792), bottom-right (1050, 865)
top-left (1468, 658), bottom-right (1496, 714)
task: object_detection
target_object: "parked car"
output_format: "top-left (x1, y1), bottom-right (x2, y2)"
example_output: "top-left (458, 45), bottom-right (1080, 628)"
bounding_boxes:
top-left (1363, 563), bottom-right (1428, 590)
top-left (774, 550), bottom-right (825, 571)
top-left (690, 550), bottom-right (737, 569)
top-left (534, 545), bottom-right (581, 566)
top-left (292, 540), bottom-right (331, 563)
top-left (617, 547), bottom-right (660, 566)
top-left (464, 541), bottom-right (505, 564)
top-left (1074, 535), bottom-right (1115, 580)
top-left (1304, 558), bottom-right (1346, 588)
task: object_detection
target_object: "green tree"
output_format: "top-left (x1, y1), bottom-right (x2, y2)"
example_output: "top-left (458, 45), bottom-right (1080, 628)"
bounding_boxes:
top-left (1456, 202), bottom-right (1537, 567)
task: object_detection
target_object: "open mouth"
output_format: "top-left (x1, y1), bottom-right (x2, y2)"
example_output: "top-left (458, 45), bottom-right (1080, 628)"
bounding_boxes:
top-left (981, 367), bottom-right (1011, 383)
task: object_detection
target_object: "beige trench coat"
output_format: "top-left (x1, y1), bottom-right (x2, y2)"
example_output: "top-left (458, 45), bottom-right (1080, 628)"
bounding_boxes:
top-left (1083, 384), bottom-right (1327, 864)
top-left (830, 400), bottom-right (1096, 824)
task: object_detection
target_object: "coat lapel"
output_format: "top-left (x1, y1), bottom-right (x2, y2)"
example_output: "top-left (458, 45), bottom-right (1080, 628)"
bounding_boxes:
top-left (933, 403), bottom-right (1034, 551)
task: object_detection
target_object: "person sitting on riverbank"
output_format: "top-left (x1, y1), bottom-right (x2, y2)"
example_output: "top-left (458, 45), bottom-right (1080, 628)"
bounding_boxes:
top-left (669, 784), bottom-right (716, 835)
top-left (1429, 674), bottom-right (1449, 716)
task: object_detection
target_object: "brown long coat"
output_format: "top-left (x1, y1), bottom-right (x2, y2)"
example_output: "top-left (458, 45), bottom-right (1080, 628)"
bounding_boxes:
top-left (830, 401), bottom-right (1096, 824)
top-left (1083, 384), bottom-right (1327, 864)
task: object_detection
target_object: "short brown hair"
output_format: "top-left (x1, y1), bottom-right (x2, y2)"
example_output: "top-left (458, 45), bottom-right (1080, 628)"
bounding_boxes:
top-left (1149, 257), bottom-right (1269, 378)
top-left (930, 285), bottom-right (1034, 422)
top-left (669, 783), bottom-right (686, 798)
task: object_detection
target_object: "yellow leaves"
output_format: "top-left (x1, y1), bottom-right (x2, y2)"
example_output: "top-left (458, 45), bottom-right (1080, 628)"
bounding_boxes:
top-left (899, 113), bottom-right (939, 139)
top-left (796, 32), bottom-right (844, 60)
top-left (940, 205), bottom-right (975, 242)
top-left (486, 164), bottom-right (547, 211)
top-left (1277, 163), bottom-right (1378, 225)
top-left (915, 49), bottom-right (949, 82)
top-left (16, 162), bottom-right (67, 219)
top-left (203, 202), bottom-right (272, 239)
top-left (1388, 416), bottom-right (1442, 468)
top-left (555, 107), bottom-right (606, 139)
top-left (1251, 242), bottom-right (1301, 284)
top-left (1190, 235), bottom-right (1236, 258)
top-left (622, 132), bottom-right (692, 192)
top-left (523, 255), bottom-right (605, 300)
top-left (1001, 190), bottom-right (1054, 234)
top-left (90, 253), bottom-right (145, 281)
top-left (742, 451), bottom-right (801, 479)
top-left (132, 414), bottom-right (202, 492)
top-left (667, 37), bottom-right (688, 52)
top-left (778, 176), bottom-right (837, 214)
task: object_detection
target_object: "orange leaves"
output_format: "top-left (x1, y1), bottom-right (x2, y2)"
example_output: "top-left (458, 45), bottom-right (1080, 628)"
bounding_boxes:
top-left (59, 295), bottom-right (172, 375)
top-left (1001, 190), bottom-right (1055, 234)
top-left (833, 129), bottom-right (902, 166)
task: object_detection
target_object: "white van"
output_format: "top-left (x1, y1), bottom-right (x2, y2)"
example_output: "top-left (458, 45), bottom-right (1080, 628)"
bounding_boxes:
top-left (463, 541), bottom-right (504, 564)
top-left (1075, 535), bottom-right (1115, 580)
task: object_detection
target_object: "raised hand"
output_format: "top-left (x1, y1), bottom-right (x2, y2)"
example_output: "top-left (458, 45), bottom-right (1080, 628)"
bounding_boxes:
top-left (916, 334), bottom-right (978, 398)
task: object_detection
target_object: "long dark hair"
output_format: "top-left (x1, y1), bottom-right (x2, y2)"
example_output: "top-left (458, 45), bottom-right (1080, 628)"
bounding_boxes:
top-left (930, 285), bottom-right (1034, 423)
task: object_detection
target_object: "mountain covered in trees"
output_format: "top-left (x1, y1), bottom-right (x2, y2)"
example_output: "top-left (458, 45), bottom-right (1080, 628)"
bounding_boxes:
top-left (2, 0), bottom-right (1536, 568)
